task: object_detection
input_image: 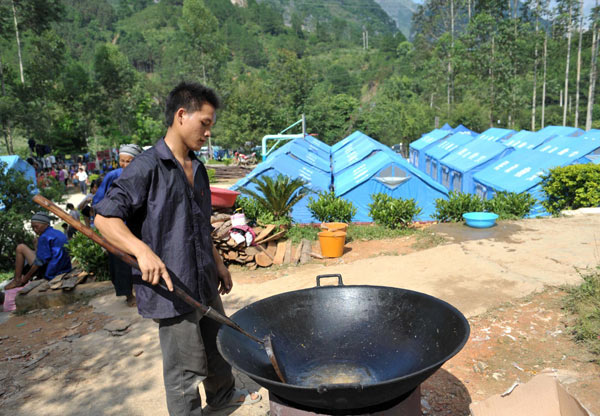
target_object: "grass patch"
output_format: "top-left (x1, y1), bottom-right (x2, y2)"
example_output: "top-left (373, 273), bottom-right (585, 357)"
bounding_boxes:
top-left (412, 230), bottom-right (448, 250)
top-left (346, 224), bottom-right (415, 242)
top-left (286, 225), bottom-right (320, 244)
top-left (564, 269), bottom-right (600, 364)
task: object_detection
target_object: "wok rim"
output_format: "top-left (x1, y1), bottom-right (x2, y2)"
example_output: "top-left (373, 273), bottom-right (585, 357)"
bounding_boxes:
top-left (217, 284), bottom-right (471, 392)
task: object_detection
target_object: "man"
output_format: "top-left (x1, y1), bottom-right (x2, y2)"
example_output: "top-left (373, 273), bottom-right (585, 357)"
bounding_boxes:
top-left (5, 212), bottom-right (72, 290)
top-left (92, 143), bottom-right (143, 307)
top-left (94, 82), bottom-right (260, 416)
top-left (76, 166), bottom-right (88, 194)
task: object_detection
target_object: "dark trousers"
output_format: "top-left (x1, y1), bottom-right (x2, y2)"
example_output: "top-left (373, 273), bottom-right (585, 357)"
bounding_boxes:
top-left (108, 253), bottom-right (133, 297)
top-left (157, 296), bottom-right (235, 416)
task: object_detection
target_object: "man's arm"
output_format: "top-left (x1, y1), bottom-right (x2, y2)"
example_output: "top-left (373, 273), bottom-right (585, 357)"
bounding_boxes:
top-left (95, 214), bottom-right (173, 291)
top-left (212, 244), bottom-right (232, 295)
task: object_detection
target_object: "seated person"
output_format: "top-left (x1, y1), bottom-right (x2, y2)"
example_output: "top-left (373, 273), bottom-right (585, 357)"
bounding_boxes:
top-left (66, 203), bottom-right (80, 239)
top-left (5, 212), bottom-right (72, 290)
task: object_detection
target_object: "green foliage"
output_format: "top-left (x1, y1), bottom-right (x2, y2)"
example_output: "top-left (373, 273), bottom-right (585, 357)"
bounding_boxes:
top-left (39, 176), bottom-right (67, 205)
top-left (286, 225), bottom-right (320, 244)
top-left (435, 191), bottom-right (537, 222)
top-left (541, 164), bottom-right (600, 216)
top-left (484, 191), bottom-right (536, 220)
top-left (0, 211), bottom-right (34, 272)
top-left (434, 191), bottom-right (486, 222)
top-left (234, 196), bottom-right (269, 225)
top-left (346, 223), bottom-right (415, 241)
top-left (238, 174), bottom-right (309, 221)
top-left (307, 191), bottom-right (356, 223)
top-left (207, 168), bottom-right (216, 184)
top-left (368, 193), bottom-right (422, 229)
top-left (564, 269), bottom-right (600, 363)
top-left (0, 161), bottom-right (37, 214)
top-left (67, 231), bottom-right (110, 281)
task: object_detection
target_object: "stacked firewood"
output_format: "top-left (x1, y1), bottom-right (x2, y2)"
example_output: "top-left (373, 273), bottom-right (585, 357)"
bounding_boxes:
top-left (211, 214), bottom-right (313, 269)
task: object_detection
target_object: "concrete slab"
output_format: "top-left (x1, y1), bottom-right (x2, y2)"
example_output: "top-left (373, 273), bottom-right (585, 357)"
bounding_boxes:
top-left (15, 281), bottom-right (113, 313)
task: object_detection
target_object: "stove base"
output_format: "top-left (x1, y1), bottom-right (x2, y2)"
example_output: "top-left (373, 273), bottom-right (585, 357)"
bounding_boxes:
top-left (269, 386), bottom-right (421, 416)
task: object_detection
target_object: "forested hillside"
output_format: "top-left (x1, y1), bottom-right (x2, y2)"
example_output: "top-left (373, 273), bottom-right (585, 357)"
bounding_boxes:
top-left (0, 0), bottom-right (599, 157)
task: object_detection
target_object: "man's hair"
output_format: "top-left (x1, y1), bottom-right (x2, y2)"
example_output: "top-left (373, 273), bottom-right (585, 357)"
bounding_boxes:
top-left (165, 81), bottom-right (220, 127)
top-left (66, 203), bottom-right (74, 210)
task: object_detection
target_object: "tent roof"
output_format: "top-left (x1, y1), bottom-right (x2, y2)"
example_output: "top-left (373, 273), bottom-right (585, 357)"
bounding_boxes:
top-left (409, 129), bottom-right (453, 151)
top-left (477, 128), bottom-right (515, 142)
top-left (267, 138), bottom-right (331, 172)
top-left (536, 130), bottom-right (600, 160)
top-left (233, 153), bottom-right (330, 192)
top-left (441, 123), bottom-right (453, 131)
top-left (333, 150), bottom-right (448, 196)
top-left (440, 139), bottom-right (509, 173)
top-left (473, 138), bottom-right (599, 194)
top-left (331, 130), bottom-right (365, 153)
top-left (452, 124), bottom-right (477, 136)
top-left (423, 132), bottom-right (476, 160)
top-left (332, 132), bottom-right (395, 174)
top-left (502, 130), bottom-right (537, 149)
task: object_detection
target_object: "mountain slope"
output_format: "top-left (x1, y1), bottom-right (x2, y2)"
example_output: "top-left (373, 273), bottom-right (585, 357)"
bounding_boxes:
top-left (374, 0), bottom-right (418, 37)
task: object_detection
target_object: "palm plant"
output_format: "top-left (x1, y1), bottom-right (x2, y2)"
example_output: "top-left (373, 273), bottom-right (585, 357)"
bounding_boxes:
top-left (239, 174), bottom-right (309, 220)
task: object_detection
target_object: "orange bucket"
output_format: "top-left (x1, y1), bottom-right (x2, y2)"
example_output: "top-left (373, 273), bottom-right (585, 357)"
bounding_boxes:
top-left (318, 230), bottom-right (347, 258)
top-left (320, 222), bottom-right (349, 232)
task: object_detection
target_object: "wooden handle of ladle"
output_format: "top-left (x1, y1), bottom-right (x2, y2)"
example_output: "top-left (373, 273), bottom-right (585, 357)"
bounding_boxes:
top-left (32, 194), bottom-right (264, 344)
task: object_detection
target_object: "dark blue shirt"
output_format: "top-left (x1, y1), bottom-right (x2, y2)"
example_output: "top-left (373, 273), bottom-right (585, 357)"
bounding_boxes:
top-left (92, 168), bottom-right (122, 206)
top-left (93, 138), bottom-right (217, 319)
top-left (35, 227), bottom-right (72, 279)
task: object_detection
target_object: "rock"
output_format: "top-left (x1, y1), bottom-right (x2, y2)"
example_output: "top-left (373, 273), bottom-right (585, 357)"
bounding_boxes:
top-left (104, 319), bottom-right (130, 332)
top-left (133, 349), bottom-right (144, 357)
top-left (473, 361), bottom-right (488, 373)
top-left (492, 372), bottom-right (503, 380)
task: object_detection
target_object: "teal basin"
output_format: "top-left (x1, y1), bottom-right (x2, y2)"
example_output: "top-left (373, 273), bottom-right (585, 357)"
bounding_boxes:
top-left (462, 212), bottom-right (498, 228)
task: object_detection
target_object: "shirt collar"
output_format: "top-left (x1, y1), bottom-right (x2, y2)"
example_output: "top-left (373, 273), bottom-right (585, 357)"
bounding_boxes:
top-left (155, 137), bottom-right (199, 164)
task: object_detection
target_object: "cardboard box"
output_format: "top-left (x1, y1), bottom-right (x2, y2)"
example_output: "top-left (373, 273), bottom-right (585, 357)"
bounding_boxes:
top-left (470, 373), bottom-right (592, 416)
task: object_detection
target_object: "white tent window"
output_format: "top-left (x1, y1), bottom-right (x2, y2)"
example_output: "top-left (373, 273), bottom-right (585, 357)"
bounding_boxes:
top-left (431, 162), bottom-right (438, 180)
top-left (374, 165), bottom-right (411, 189)
top-left (426, 158), bottom-right (431, 175)
top-left (475, 184), bottom-right (487, 198)
top-left (442, 167), bottom-right (450, 188)
top-left (585, 148), bottom-right (600, 162)
top-left (452, 173), bottom-right (462, 191)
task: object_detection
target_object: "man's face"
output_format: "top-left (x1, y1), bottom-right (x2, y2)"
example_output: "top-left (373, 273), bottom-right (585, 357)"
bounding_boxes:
top-left (31, 221), bottom-right (48, 236)
top-left (119, 154), bottom-right (134, 169)
top-left (178, 103), bottom-right (216, 152)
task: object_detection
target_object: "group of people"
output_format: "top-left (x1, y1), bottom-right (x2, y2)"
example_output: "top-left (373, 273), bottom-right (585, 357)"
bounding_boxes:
top-left (7, 81), bottom-right (260, 415)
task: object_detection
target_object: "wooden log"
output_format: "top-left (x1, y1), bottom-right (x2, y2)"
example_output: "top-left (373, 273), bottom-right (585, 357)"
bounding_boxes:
top-left (267, 241), bottom-right (277, 257)
top-left (256, 244), bottom-right (273, 260)
top-left (245, 246), bottom-right (260, 256)
top-left (310, 252), bottom-right (324, 259)
top-left (255, 251), bottom-right (273, 267)
top-left (273, 241), bottom-right (287, 265)
top-left (292, 241), bottom-right (303, 265)
top-left (211, 221), bottom-right (225, 232)
top-left (254, 224), bottom-right (276, 243)
top-left (283, 240), bottom-right (292, 264)
top-left (259, 230), bottom-right (286, 244)
top-left (300, 239), bottom-right (312, 264)
top-left (211, 213), bottom-right (230, 223)
top-left (246, 262), bottom-right (257, 270)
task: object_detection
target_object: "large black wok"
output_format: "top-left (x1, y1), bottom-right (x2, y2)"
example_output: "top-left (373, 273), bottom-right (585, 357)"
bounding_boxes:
top-left (217, 275), bottom-right (470, 413)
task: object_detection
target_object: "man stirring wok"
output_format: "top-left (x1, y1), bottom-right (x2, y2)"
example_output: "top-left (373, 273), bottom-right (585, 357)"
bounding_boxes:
top-left (94, 82), bottom-right (260, 416)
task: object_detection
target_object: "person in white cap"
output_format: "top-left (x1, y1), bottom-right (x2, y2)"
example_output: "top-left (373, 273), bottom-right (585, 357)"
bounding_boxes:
top-left (92, 143), bottom-right (143, 307)
top-left (5, 212), bottom-right (72, 290)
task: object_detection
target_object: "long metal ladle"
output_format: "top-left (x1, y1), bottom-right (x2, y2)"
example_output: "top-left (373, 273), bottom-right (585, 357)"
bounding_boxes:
top-left (33, 194), bottom-right (286, 383)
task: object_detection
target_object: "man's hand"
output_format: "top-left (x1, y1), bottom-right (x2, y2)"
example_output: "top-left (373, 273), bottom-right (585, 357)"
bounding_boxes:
top-left (135, 246), bottom-right (173, 291)
top-left (217, 262), bottom-right (232, 295)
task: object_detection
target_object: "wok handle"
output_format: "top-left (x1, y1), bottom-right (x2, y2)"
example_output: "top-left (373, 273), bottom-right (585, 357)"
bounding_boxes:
top-left (316, 274), bottom-right (344, 287)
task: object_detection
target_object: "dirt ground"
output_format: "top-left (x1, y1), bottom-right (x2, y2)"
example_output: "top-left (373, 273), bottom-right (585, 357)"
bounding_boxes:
top-left (1, 214), bottom-right (600, 415)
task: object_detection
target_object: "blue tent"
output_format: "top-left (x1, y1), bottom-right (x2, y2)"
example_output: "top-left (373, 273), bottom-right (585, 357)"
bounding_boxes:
top-left (333, 150), bottom-right (448, 222)
top-left (502, 130), bottom-right (535, 149)
top-left (0, 155), bottom-right (37, 211)
top-left (0, 155), bottom-right (36, 185)
top-left (438, 139), bottom-right (514, 193)
top-left (267, 138), bottom-right (331, 173)
top-left (232, 153), bottom-right (331, 224)
top-left (332, 131), bottom-right (395, 175)
top-left (535, 130), bottom-right (600, 163)
top-left (503, 126), bottom-right (582, 150)
top-left (409, 129), bottom-right (453, 169)
top-left (477, 128), bottom-right (516, 142)
top-left (268, 135), bottom-right (330, 163)
top-left (423, 132), bottom-right (477, 182)
top-left (452, 124), bottom-right (478, 136)
top-left (441, 123), bottom-right (453, 131)
top-left (331, 130), bottom-right (377, 154)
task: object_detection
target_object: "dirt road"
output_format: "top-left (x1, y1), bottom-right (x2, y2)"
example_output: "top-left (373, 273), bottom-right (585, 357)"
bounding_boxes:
top-left (1, 214), bottom-right (599, 415)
